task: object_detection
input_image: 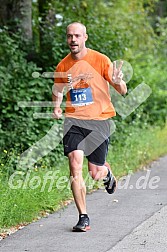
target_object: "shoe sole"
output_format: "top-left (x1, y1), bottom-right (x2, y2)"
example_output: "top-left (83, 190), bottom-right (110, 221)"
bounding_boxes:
top-left (72, 226), bottom-right (91, 232)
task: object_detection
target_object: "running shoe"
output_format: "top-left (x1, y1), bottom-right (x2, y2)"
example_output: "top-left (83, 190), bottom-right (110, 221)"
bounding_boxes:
top-left (72, 214), bottom-right (90, 232)
top-left (103, 163), bottom-right (117, 194)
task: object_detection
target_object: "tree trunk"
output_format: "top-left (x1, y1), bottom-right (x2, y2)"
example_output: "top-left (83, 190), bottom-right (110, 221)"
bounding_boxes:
top-left (19, 0), bottom-right (32, 40)
top-left (38, 0), bottom-right (55, 45)
top-left (37, 0), bottom-right (55, 66)
top-left (0, 0), bottom-right (8, 25)
top-left (0, 0), bottom-right (32, 41)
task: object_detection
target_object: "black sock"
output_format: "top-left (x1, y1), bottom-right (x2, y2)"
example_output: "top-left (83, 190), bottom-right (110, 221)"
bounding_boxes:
top-left (107, 168), bottom-right (111, 178)
top-left (79, 214), bottom-right (88, 218)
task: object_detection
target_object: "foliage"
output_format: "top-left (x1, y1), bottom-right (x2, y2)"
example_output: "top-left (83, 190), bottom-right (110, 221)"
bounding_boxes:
top-left (0, 29), bottom-right (64, 172)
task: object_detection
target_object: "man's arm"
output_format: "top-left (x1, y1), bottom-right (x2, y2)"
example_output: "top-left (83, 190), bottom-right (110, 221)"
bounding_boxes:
top-left (111, 79), bottom-right (127, 95)
top-left (52, 63), bottom-right (66, 119)
top-left (52, 82), bottom-right (64, 119)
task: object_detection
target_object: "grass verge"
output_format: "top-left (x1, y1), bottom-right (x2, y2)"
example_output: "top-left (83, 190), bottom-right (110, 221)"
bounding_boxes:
top-left (0, 124), bottom-right (167, 235)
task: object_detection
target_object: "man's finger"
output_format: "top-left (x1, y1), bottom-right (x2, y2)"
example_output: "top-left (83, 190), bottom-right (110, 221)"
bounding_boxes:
top-left (113, 61), bottom-right (116, 75)
top-left (118, 60), bottom-right (124, 71)
top-left (118, 70), bottom-right (123, 78)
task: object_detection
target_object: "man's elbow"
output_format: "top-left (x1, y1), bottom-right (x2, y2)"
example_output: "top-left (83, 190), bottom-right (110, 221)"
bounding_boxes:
top-left (121, 86), bottom-right (127, 95)
top-left (120, 81), bottom-right (127, 95)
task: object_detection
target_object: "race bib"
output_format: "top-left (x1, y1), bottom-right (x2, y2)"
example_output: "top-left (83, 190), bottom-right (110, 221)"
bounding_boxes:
top-left (70, 87), bottom-right (93, 106)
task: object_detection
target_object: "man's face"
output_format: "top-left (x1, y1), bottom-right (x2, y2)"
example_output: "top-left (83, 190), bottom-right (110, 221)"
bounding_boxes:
top-left (66, 24), bottom-right (87, 54)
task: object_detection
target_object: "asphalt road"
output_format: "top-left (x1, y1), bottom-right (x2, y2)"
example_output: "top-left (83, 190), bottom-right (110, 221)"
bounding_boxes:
top-left (0, 156), bottom-right (167, 252)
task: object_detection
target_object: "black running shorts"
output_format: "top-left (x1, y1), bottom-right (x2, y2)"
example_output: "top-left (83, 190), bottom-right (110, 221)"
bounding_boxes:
top-left (63, 118), bottom-right (111, 166)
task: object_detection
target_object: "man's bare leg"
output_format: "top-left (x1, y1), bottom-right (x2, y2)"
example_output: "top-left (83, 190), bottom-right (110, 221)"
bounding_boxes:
top-left (88, 161), bottom-right (108, 180)
top-left (68, 150), bottom-right (87, 214)
top-left (88, 161), bottom-right (117, 194)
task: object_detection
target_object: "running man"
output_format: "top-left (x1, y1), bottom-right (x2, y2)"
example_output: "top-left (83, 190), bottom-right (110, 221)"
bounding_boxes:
top-left (53, 22), bottom-right (127, 232)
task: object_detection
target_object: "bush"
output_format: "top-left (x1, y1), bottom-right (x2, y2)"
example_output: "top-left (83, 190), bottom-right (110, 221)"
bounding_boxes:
top-left (0, 1), bottom-right (167, 176)
top-left (0, 29), bottom-right (64, 173)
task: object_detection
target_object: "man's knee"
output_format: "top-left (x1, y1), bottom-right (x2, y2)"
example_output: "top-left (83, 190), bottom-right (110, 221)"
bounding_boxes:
top-left (68, 150), bottom-right (83, 176)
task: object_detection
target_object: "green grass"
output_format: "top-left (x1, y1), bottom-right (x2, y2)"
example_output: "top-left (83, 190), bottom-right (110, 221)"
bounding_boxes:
top-left (0, 124), bottom-right (167, 232)
top-left (0, 166), bottom-right (73, 229)
top-left (108, 124), bottom-right (167, 178)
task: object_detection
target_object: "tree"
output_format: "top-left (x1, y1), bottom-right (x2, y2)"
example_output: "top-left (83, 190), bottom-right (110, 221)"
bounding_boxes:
top-left (156, 0), bottom-right (167, 17)
top-left (38, 0), bottom-right (55, 63)
top-left (0, 0), bottom-right (32, 41)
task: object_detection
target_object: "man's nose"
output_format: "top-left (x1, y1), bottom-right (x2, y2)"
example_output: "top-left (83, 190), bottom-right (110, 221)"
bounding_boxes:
top-left (71, 35), bottom-right (76, 41)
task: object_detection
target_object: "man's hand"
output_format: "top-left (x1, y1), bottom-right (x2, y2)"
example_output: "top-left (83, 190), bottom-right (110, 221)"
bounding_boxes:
top-left (53, 107), bottom-right (62, 119)
top-left (112, 60), bottom-right (124, 85)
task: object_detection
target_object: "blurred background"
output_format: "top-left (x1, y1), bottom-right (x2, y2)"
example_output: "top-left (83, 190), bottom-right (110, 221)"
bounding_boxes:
top-left (0, 0), bottom-right (166, 232)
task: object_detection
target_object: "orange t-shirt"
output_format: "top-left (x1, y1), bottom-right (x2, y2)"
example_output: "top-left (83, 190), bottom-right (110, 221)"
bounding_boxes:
top-left (54, 48), bottom-right (116, 120)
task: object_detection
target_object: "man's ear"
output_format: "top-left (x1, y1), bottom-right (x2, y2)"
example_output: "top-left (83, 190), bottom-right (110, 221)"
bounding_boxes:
top-left (85, 34), bottom-right (88, 41)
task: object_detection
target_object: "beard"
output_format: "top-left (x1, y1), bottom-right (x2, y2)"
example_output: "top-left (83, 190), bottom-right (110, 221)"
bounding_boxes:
top-left (70, 48), bottom-right (80, 54)
top-left (69, 43), bottom-right (82, 54)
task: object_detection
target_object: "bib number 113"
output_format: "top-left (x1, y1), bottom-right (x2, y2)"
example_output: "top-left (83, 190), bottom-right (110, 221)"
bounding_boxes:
top-left (74, 93), bottom-right (86, 102)
top-left (70, 87), bottom-right (93, 106)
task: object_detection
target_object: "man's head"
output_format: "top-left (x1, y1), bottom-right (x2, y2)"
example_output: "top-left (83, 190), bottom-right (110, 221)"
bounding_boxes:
top-left (66, 22), bottom-right (88, 55)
